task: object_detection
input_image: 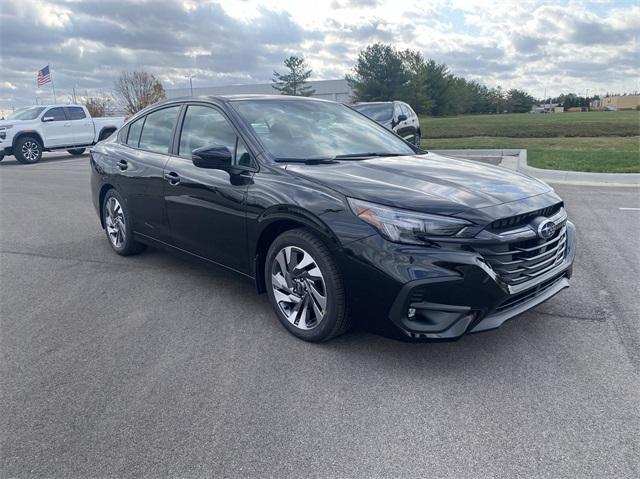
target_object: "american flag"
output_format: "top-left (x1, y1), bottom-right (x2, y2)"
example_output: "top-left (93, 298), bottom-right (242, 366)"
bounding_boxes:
top-left (37, 65), bottom-right (51, 86)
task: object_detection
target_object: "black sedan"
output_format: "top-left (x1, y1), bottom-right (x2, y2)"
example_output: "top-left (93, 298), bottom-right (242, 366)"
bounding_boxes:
top-left (90, 95), bottom-right (576, 342)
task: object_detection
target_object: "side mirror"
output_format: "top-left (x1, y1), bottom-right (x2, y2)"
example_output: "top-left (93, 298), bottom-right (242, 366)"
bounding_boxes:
top-left (192, 144), bottom-right (233, 170)
top-left (397, 114), bottom-right (407, 123)
top-left (42, 116), bottom-right (55, 122)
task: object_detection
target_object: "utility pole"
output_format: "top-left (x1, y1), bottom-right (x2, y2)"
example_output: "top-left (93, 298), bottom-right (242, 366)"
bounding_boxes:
top-left (585, 89), bottom-right (589, 111)
top-left (185, 74), bottom-right (195, 96)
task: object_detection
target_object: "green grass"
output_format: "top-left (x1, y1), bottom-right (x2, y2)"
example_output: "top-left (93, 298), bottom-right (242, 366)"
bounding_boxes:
top-left (424, 136), bottom-right (640, 173)
top-left (418, 111), bottom-right (640, 173)
top-left (420, 111), bottom-right (640, 139)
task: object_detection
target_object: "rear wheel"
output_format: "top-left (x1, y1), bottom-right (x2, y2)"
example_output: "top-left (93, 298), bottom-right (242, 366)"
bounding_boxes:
top-left (67, 148), bottom-right (86, 156)
top-left (15, 136), bottom-right (42, 164)
top-left (102, 189), bottom-right (145, 256)
top-left (265, 228), bottom-right (351, 342)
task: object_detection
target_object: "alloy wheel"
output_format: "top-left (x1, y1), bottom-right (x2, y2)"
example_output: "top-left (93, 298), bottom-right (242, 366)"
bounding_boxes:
top-left (271, 246), bottom-right (327, 330)
top-left (105, 197), bottom-right (126, 248)
top-left (21, 140), bottom-right (40, 162)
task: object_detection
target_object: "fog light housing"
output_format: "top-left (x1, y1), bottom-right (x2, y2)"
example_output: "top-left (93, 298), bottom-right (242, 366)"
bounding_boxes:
top-left (407, 307), bottom-right (416, 319)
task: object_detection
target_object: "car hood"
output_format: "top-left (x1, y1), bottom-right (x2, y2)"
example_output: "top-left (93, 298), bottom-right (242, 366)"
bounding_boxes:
top-left (285, 152), bottom-right (552, 216)
top-left (0, 119), bottom-right (34, 127)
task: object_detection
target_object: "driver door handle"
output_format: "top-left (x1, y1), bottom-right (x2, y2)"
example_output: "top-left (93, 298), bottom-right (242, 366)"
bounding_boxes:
top-left (117, 160), bottom-right (128, 171)
top-left (164, 171), bottom-right (180, 185)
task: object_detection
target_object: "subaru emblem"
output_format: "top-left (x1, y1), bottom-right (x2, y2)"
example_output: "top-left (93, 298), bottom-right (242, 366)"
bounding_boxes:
top-left (537, 219), bottom-right (556, 239)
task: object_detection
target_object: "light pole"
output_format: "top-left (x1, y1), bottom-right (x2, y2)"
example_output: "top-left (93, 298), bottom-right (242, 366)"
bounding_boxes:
top-left (185, 75), bottom-right (195, 96)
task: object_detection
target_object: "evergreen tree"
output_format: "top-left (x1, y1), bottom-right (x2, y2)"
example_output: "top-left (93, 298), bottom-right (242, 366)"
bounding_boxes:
top-left (272, 56), bottom-right (315, 96)
top-left (346, 43), bottom-right (408, 101)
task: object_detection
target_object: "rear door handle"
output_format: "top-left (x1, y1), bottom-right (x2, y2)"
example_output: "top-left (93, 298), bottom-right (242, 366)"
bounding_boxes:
top-left (164, 171), bottom-right (180, 185)
top-left (117, 160), bottom-right (128, 171)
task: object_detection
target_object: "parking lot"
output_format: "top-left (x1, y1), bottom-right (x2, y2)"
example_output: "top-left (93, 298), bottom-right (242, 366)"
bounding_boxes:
top-left (1, 153), bottom-right (639, 478)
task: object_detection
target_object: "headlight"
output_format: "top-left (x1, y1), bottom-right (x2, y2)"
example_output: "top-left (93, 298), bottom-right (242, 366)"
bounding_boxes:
top-left (347, 198), bottom-right (472, 244)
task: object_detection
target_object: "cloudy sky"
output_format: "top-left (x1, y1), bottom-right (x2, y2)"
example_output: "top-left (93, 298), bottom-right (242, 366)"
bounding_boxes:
top-left (0, 0), bottom-right (638, 111)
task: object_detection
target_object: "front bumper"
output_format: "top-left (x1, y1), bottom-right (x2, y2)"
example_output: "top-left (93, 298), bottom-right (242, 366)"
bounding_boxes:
top-left (341, 220), bottom-right (577, 340)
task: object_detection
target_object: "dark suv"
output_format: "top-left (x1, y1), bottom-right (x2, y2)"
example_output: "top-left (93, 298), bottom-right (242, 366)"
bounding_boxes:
top-left (90, 95), bottom-right (576, 342)
top-left (352, 101), bottom-right (421, 146)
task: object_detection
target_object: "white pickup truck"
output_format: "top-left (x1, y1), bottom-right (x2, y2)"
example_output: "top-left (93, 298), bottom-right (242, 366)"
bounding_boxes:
top-left (0, 104), bottom-right (125, 164)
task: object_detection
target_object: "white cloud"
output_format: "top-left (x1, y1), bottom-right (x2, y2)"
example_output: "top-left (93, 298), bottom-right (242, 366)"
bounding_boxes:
top-left (0, 0), bottom-right (637, 108)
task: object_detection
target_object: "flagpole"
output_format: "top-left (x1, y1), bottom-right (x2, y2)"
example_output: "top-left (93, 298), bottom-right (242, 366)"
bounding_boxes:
top-left (50, 64), bottom-right (57, 103)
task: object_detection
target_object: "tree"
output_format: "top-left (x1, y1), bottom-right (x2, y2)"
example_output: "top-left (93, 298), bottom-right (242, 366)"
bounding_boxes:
top-left (488, 86), bottom-right (507, 114)
top-left (398, 50), bottom-right (433, 114)
top-left (113, 71), bottom-right (166, 115)
top-left (348, 43), bottom-right (538, 116)
top-left (420, 59), bottom-right (454, 115)
top-left (506, 88), bottom-right (536, 113)
top-left (82, 94), bottom-right (112, 117)
top-left (346, 43), bottom-right (408, 102)
top-left (272, 56), bottom-right (315, 96)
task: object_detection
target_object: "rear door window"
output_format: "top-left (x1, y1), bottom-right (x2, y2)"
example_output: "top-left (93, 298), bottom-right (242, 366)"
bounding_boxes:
top-left (65, 107), bottom-right (86, 120)
top-left (138, 106), bottom-right (180, 154)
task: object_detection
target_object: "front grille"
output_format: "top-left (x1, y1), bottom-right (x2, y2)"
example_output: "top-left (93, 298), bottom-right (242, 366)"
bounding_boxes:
top-left (494, 273), bottom-right (566, 313)
top-left (478, 226), bottom-right (568, 286)
top-left (489, 203), bottom-right (562, 231)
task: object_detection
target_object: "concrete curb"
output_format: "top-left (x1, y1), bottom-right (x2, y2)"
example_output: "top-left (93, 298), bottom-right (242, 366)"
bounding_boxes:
top-left (431, 149), bottom-right (640, 187)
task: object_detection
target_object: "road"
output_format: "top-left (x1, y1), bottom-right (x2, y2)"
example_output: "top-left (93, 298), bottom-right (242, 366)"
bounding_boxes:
top-left (1, 153), bottom-right (639, 478)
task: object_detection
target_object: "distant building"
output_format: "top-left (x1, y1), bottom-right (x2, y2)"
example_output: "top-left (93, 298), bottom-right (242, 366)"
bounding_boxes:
top-left (166, 79), bottom-right (353, 103)
top-left (531, 103), bottom-right (561, 113)
top-left (590, 95), bottom-right (640, 111)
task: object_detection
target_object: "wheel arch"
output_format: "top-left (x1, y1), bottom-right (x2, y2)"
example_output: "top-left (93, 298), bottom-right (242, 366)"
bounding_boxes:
top-left (98, 127), bottom-right (117, 141)
top-left (98, 183), bottom-right (116, 228)
top-left (12, 131), bottom-right (44, 150)
top-left (252, 208), bottom-right (341, 294)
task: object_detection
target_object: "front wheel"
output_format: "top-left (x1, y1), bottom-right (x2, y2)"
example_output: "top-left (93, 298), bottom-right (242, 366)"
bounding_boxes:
top-left (265, 228), bottom-right (351, 342)
top-left (15, 136), bottom-right (43, 164)
top-left (67, 148), bottom-right (86, 156)
top-left (102, 189), bottom-right (145, 256)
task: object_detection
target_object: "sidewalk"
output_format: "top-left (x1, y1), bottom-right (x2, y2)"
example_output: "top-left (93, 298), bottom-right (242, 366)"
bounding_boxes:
top-left (431, 149), bottom-right (640, 187)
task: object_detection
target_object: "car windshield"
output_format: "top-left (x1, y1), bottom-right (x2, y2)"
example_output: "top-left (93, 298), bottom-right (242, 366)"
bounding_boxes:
top-left (352, 103), bottom-right (394, 122)
top-left (6, 107), bottom-right (45, 121)
top-left (231, 99), bottom-right (414, 160)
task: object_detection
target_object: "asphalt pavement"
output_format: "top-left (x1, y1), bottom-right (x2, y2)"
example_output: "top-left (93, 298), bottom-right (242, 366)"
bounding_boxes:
top-left (1, 152), bottom-right (639, 478)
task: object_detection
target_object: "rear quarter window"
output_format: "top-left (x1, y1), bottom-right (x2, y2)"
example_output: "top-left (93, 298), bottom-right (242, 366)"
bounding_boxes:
top-left (126, 117), bottom-right (144, 148)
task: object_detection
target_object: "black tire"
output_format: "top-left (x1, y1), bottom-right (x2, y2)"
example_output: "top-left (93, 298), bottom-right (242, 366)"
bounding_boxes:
top-left (102, 189), bottom-right (145, 256)
top-left (67, 148), bottom-right (86, 156)
top-left (14, 136), bottom-right (43, 164)
top-left (0, 154), bottom-right (4, 162)
top-left (265, 228), bottom-right (351, 342)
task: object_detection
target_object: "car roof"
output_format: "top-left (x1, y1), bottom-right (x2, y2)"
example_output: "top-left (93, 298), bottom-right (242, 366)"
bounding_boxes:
top-left (353, 101), bottom-right (394, 106)
top-left (162, 94), bottom-right (334, 104)
top-left (20, 104), bottom-right (83, 109)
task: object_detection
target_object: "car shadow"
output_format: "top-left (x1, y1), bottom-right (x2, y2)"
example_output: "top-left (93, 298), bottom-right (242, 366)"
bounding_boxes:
top-left (113, 240), bottom-right (571, 375)
top-left (0, 153), bottom-right (89, 167)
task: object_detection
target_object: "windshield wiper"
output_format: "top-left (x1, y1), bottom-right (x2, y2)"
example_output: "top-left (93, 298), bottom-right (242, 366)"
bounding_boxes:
top-left (274, 158), bottom-right (337, 165)
top-left (332, 152), bottom-right (404, 159)
top-left (274, 152), bottom-right (404, 164)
